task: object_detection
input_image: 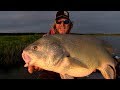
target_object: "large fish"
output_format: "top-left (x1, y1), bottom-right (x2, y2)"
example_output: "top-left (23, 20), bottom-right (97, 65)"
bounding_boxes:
top-left (22, 34), bottom-right (117, 79)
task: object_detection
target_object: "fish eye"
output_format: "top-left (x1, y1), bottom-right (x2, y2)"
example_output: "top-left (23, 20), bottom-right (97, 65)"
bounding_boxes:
top-left (32, 45), bottom-right (37, 50)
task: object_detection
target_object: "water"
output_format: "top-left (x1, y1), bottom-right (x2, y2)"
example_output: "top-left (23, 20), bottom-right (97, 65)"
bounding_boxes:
top-left (0, 35), bottom-right (120, 79)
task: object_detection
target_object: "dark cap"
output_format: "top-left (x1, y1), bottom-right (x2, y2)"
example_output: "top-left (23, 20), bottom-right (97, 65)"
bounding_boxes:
top-left (56, 11), bottom-right (69, 20)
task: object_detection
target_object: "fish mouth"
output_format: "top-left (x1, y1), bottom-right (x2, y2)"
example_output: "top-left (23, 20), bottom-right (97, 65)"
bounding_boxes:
top-left (22, 51), bottom-right (31, 67)
top-left (22, 51), bottom-right (43, 73)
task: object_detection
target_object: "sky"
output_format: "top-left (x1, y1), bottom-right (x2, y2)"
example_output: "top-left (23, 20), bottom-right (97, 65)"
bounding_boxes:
top-left (0, 11), bottom-right (120, 34)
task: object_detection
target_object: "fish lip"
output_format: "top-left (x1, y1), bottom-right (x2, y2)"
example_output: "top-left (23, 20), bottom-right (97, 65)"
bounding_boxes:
top-left (22, 51), bottom-right (31, 66)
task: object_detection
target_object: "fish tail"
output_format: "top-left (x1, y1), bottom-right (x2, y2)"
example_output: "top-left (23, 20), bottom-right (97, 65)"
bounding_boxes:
top-left (99, 65), bottom-right (116, 79)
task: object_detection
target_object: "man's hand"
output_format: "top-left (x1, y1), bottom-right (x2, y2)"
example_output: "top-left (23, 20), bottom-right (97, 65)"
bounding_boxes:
top-left (27, 65), bottom-right (43, 74)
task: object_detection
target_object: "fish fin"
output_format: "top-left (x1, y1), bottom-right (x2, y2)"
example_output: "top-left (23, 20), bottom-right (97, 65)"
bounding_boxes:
top-left (60, 74), bottom-right (74, 79)
top-left (66, 57), bottom-right (89, 69)
top-left (99, 65), bottom-right (116, 79)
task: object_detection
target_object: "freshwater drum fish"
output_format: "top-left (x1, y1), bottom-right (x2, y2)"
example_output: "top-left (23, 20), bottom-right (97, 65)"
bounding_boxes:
top-left (22, 34), bottom-right (117, 79)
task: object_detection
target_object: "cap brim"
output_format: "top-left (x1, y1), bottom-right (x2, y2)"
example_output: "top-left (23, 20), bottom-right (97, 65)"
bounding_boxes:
top-left (56, 16), bottom-right (69, 20)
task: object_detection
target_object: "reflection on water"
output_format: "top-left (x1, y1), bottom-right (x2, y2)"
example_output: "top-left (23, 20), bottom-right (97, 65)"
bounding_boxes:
top-left (0, 35), bottom-right (120, 79)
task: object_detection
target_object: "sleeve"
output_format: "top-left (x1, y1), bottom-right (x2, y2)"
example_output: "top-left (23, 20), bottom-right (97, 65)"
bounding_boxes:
top-left (49, 28), bottom-right (56, 35)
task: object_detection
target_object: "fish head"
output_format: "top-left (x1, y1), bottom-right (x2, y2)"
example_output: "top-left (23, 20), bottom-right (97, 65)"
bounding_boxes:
top-left (22, 36), bottom-right (66, 71)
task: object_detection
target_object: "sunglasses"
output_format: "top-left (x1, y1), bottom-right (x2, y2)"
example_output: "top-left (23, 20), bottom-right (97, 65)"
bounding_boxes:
top-left (56, 20), bottom-right (70, 24)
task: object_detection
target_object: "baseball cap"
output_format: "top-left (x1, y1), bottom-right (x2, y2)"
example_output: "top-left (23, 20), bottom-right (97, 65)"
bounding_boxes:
top-left (56, 11), bottom-right (69, 20)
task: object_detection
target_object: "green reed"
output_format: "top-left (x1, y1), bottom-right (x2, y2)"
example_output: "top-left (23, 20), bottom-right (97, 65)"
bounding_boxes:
top-left (0, 34), bottom-right (43, 67)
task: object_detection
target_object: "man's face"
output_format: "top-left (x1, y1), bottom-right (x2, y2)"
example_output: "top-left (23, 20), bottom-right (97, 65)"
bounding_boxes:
top-left (55, 18), bottom-right (71, 34)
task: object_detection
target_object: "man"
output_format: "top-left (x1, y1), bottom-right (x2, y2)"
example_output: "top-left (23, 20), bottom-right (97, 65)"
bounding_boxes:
top-left (48, 11), bottom-right (73, 34)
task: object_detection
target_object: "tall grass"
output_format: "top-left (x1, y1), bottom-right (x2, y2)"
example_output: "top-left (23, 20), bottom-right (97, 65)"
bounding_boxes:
top-left (0, 34), bottom-right (43, 68)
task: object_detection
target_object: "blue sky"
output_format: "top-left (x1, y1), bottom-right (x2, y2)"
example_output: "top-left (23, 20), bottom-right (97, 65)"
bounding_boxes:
top-left (0, 11), bottom-right (120, 34)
